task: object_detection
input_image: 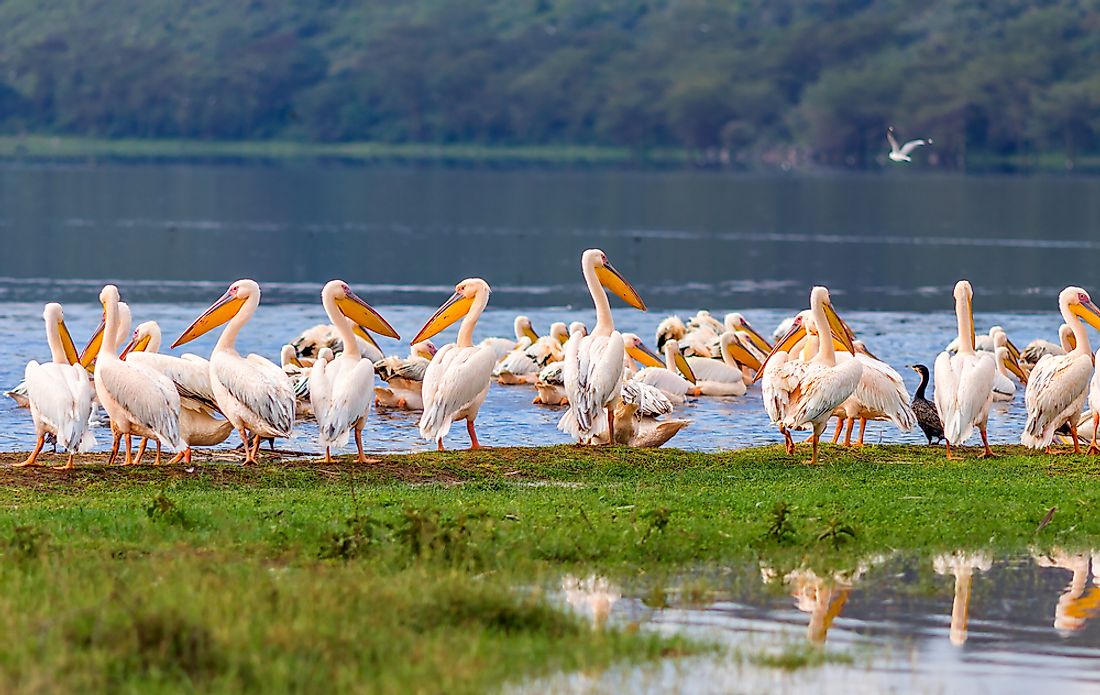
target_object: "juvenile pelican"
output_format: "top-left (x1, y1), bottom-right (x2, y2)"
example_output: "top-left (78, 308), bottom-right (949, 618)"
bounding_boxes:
top-left (173, 279), bottom-right (295, 464)
top-left (307, 281), bottom-right (400, 463)
top-left (609, 380), bottom-right (690, 448)
top-left (934, 281), bottom-right (996, 458)
top-left (18, 303), bottom-right (95, 468)
top-left (1022, 287), bottom-right (1100, 453)
top-left (93, 286), bottom-right (183, 465)
top-left (121, 320), bottom-right (233, 464)
top-left (559, 249), bottom-right (647, 444)
top-left (756, 288), bottom-right (861, 464)
top-left (414, 278), bottom-right (497, 450)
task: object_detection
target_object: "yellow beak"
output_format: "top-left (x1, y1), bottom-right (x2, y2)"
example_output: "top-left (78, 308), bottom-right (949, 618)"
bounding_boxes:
top-left (1072, 299), bottom-right (1100, 334)
top-left (1003, 351), bottom-right (1028, 383)
top-left (521, 323), bottom-right (540, 342)
top-left (671, 349), bottom-right (697, 383)
top-left (120, 333), bottom-right (153, 359)
top-left (964, 291), bottom-right (976, 348)
top-left (351, 324), bottom-right (383, 354)
top-left (79, 317), bottom-right (105, 372)
top-left (739, 321), bottom-right (772, 354)
top-left (57, 317), bottom-right (80, 366)
top-left (595, 262), bottom-right (646, 311)
top-left (753, 319), bottom-right (806, 383)
top-left (1005, 337), bottom-right (1022, 363)
top-left (626, 342), bottom-right (665, 369)
top-left (336, 290), bottom-right (400, 340)
top-left (172, 291), bottom-right (247, 348)
top-left (725, 336), bottom-right (762, 371)
top-left (412, 291), bottom-right (474, 344)
top-left (823, 302), bottom-right (857, 354)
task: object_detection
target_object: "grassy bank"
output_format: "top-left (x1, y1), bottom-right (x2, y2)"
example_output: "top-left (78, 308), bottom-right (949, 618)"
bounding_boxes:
top-left (0, 444), bottom-right (1097, 691)
top-left (0, 135), bottom-right (691, 168)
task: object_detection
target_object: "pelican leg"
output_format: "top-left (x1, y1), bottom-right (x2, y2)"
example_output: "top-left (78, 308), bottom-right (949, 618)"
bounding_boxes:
top-left (238, 428), bottom-right (251, 463)
top-left (1070, 419), bottom-right (1081, 455)
top-left (437, 438), bottom-right (445, 452)
top-left (945, 440), bottom-right (955, 461)
top-left (354, 427), bottom-right (381, 464)
top-left (843, 418), bottom-right (855, 446)
top-left (133, 437), bottom-right (148, 465)
top-left (15, 434), bottom-right (46, 467)
top-left (108, 431), bottom-right (122, 465)
top-left (323, 446), bottom-right (333, 464)
top-left (250, 435), bottom-right (262, 463)
top-left (168, 450), bottom-right (186, 465)
top-left (607, 407), bottom-right (615, 445)
top-left (153, 440), bottom-right (163, 466)
top-left (1089, 413), bottom-right (1100, 455)
top-left (781, 426), bottom-right (795, 455)
top-left (55, 453), bottom-right (75, 470)
top-left (856, 417), bottom-right (868, 448)
top-left (466, 419), bottom-right (482, 450)
top-left (831, 416), bottom-right (844, 444)
top-left (979, 426), bottom-right (994, 458)
top-left (809, 433), bottom-right (820, 465)
top-left (123, 434), bottom-right (133, 466)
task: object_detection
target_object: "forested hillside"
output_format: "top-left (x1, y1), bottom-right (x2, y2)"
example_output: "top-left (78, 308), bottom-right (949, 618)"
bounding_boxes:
top-left (0, 0), bottom-right (1098, 167)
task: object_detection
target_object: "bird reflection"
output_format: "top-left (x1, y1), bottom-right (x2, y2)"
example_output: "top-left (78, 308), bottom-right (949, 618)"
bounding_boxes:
top-left (761, 558), bottom-right (882, 644)
top-left (561, 575), bottom-right (620, 629)
top-left (933, 551), bottom-right (992, 646)
top-left (1033, 549), bottom-right (1100, 635)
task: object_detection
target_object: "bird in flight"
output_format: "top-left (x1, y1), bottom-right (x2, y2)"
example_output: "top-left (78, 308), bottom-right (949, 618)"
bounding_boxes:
top-left (887, 127), bottom-right (933, 162)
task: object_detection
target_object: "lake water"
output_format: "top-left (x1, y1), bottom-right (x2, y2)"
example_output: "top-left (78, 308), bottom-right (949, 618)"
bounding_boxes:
top-left (0, 161), bottom-right (1095, 455)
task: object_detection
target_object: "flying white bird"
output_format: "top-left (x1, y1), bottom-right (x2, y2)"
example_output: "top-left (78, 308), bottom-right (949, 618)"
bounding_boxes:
top-left (887, 127), bottom-right (933, 163)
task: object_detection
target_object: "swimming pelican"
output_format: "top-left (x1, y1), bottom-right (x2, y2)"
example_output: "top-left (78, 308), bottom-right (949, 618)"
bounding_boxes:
top-left (887, 127), bottom-right (932, 162)
top-left (991, 345), bottom-right (1027, 402)
top-left (172, 279), bottom-right (295, 464)
top-left (1022, 287), bottom-right (1100, 453)
top-left (413, 278), bottom-right (497, 450)
top-left (120, 320), bottom-right (234, 464)
top-left (907, 365), bottom-right (944, 445)
top-left (303, 281), bottom-right (399, 462)
top-left (756, 288), bottom-right (862, 464)
top-left (934, 281), bottom-right (996, 458)
top-left (479, 316), bottom-right (539, 363)
top-left (18, 303), bottom-right (96, 468)
top-left (559, 249), bottom-right (647, 444)
top-left (91, 286), bottom-right (183, 465)
top-left (655, 316), bottom-right (686, 351)
top-left (495, 323), bottom-right (567, 385)
top-left (685, 333), bottom-right (748, 397)
top-left (1021, 324), bottom-right (1075, 368)
top-left (625, 336), bottom-right (698, 403)
top-left (374, 341), bottom-right (437, 410)
top-left (723, 313), bottom-right (772, 354)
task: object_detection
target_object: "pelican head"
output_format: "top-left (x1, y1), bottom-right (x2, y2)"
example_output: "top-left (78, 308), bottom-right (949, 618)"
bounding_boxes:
top-left (120, 321), bottom-right (161, 359)
top-left (656, 315), bottom-right (686, 350)
top-left (996, 346), bottom-right (1028, 383)
top-left (43, 303), bottom-right (80, 366)
top-left (281, 344), bottom-right (303, 368)
top-left (721, 332), bottom-right (762, 371)
top-left (173, 279), bottom-right (260, 348)
top-left (1060, 286), bottom-right (1100, 333)
top-left (569, 321), bottom-right (588, 337)
top-left (810, 286), bottom-right (856, 352)
top-left (324, 279), bottom-right (400, 341)
top-left (622, 333), bottom-right (665, 368)
top-left (953, 280), bottom-right (976, 347)
top-left (80, 290), bottom-right (129, 370)
top-left (413, 340), bottom-right (437, 360)
top-left (412, 278), bottom-right (491, 344)
top-left (661, 339), bottom-right (697, 383)
top-left (726, 312), bottom-right (772, 353)
top-left (753, 312), bottom-right (809, 382)
top-left (550, 322), bottom-right (569, 344)
top-left (584, 249), bottom-right (646, 311)
top-left (515, 315), bottom-right (539, 342)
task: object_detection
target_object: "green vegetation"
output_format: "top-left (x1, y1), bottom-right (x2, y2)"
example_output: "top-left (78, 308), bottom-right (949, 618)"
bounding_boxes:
top-left (0, 443), bottom-right (1098, 690)
top-left (0, 2), bottom-right (1098, 169)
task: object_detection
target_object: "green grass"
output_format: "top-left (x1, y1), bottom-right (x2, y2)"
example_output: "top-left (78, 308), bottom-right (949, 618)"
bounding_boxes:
top-left (0, 135), bottom-right (692, 167)
top-left (1, 443), bottom-right (1098, 691)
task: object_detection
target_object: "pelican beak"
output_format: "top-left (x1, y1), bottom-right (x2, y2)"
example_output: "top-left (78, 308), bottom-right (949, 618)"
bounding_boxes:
top-left (832, 335), bottom-right (852, 353)
top-left (412, 291), bottom-right (474, 343)
top-left (119, 333), bottom-right (152, 359)
top-left (172, 290), bottom-right (247, 348)
top-left (57, 317), bottom-right (80, 366)
top-left (753, 319), bottom-right (806, 383)
top-left (625, 341), bottom-right (665, 368)
top-left (672, 349), bottom-right (697, 383)
top-left (351, 325), bottom-right (383, 354)
top-left (521, 323), bottom-right (540, 343)
top-left (289, 354), bottom-right (305, 368)
top-left (557, 332), bottom-right (569, 345)
top-left (1003, 351), bottom-right (1028, 384)
top-left (79, 317), bottom-right (106, 372)
top-left (1005, 338), bottom-right (1022, 363)
top-left (1072, 298), bottom-right (1100, 334)
top-left (823, 302), bottom-right (857, 353)
top-left (595, 261), bottom-right (646, 311)
top-left (964, 291), bottom-right (976, 348)
top-left (337, 290), bottom-right (400, 340)
top-left (855, 341), bottom-right (879, 360)
top-left (739, 321), bottom-right (772, 354)
top-left (725, 336), bottom-right (762, 371)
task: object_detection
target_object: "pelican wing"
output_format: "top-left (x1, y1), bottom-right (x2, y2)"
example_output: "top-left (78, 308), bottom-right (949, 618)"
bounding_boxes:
top-left (633, 367), bottom-right (692, 397)
top-left (478, 337), bottom-right (517, 363)
top-left (538, 361), bottom-right (564, 386)
top-left (24, 362), bottom-right (96, 452)
top-left (1022, 353), bottom-right (1092, 448)
top-left (935, 351), bottom-right (995, 444)
top-left (97, 360), bottom-right (183, 448)
top-left (213, 354), bottom-right (294, 437)
top-left (375, 356), bottom-right (429, 383)
top-left (621, 379), bottom-right (674, 417)
top-left (852, 355), bottom-right (916, 429)
top-left (784, 360), bottom-right (863, 429)
top-left (686, 356), bottom-right (743, 384)
top-left (419, 345), bottom-right (495, 441)
top-left (559, 331), bottom-right (625, 440)
top-left (127, 352), bottom-right (219, 412)
top-left (314, 357), bottom-right (375, 448)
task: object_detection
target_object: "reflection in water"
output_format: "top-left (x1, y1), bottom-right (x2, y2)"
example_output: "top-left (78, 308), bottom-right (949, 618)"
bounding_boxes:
top-left (1033, 550), bottom-right (1100, 635)
top-left (561, 575), bottom-right (620, 630)
top-left (761, 557), bottom-right (884, 644)
top-left (933, 551), bottom-right (992, 646)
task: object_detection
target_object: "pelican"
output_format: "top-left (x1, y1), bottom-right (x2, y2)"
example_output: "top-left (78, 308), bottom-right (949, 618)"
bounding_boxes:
top-left (608, 380), bottom-right (690, 448)
top-left (120, 320), bottom-right (234, 464)
top-left (887, 127), bottom-right (932, 162)
top-left (934, 280), bottom-right (997, 459)
top-left (756, 287), bottom-right (861, 464)
top-left (91, 286), bottom-right (183, 465)
top-left (559, 249), bottom-right (647, 445)
top-left (284, 347), bottom-right (333, 419)
top-left (771, 315), bottom-right (797, 344)
top-left (759, 312), bottom-right (812, 453)
top-left (626, 336), bottom-right (698, 403)
top-left (685, 333), bottom-right (748, 397)
top-left (495, 323), bottom-right (567, 385)
top-left (414, 278), bottom-right (497, 450)
top-left (290, 323), bottom-right (384, 365)
top-left (533, 361), bottom-right (567, 406)
top-left (303, 281), bottom-right (399, 462)
top-left (991, 346), bottom-right (1027, 402)
top-left (479, 316), bottom-right (539, 363)
top-left (18, 303), bottom-right (96, 468)
top-left (1021, 324), bottom-right (1074, 367)
top-left (831, 339), bottom-right (915, 447)
top-left (568, 321), bottom-right (588, 338)
top-left (1022, 287), bottom-right (1100, 453)
top-left (908, 364), bottom-right (944, 445)
top-left (173, 279), bottom-right (295, 464)
top-left (655, 315), bottom-right (686, 351)
top-left (374, 341), bottom-right (437, 410)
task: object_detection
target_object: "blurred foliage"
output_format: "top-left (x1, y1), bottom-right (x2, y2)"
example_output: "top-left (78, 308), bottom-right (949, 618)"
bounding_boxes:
top-left (0, 0), bottom-right (1098, 166)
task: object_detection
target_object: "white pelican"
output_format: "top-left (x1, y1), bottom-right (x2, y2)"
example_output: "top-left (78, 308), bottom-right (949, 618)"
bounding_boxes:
top-left (173, 279), bottom-right (295, 464)
top-left (626, 336), bottom-right (698, 403)
top-left (887, 127), bottom-right (932, 162)
top-left (120, 320), bottom-right (234, 464)
top-left (685, 333), bottom-right (747, 397)
top-left (771, 315), bottom-right (797, 344)
top-left (756, 287), bottom-right (862, 464)
top-left (91, 286), bottom-right (183, 465)
top-left (533, 361), bottom-right (567, 406)
top-left (759, 312), bottom-right (811, 453)
top-left (413, 278), bottom-right (497, 450)
top-left (495, 323), bottom-right (567, 384)
top-left (568, 321), bottom-right (587, 338)
top-left (284, 347), bottom-right (333, 419)
top-left (479, 316), bottom-right (539, 363)
top-left (724, 313), bottom-right (772, 355)
top-left (1021, 324), bottom-right (1075, 368)
top-left (374, 341), bottom-right (437, 410)
top-left (559, 249), bottom-right (647, 444)
top-left (609, 380), bottom-right (689, 448)
top-left (1021, 287), bottom-right (1100, 453)
top-left (991, 346), bottom-right (1027, 402)
top-left (289, 323), bottom-right (384, 366)
top-left (18, 303), bottom-right (96, 468)
top-left (830, 341), bottom-right (916, 447)
top-left (306, 281), bottom-right (400, 463)
top-left (934, 281), bottom-right (997, 458)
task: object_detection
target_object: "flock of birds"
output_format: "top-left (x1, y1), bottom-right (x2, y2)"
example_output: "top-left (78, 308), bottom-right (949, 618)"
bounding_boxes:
top-left (7, 247), bottom-right (1100, 468)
